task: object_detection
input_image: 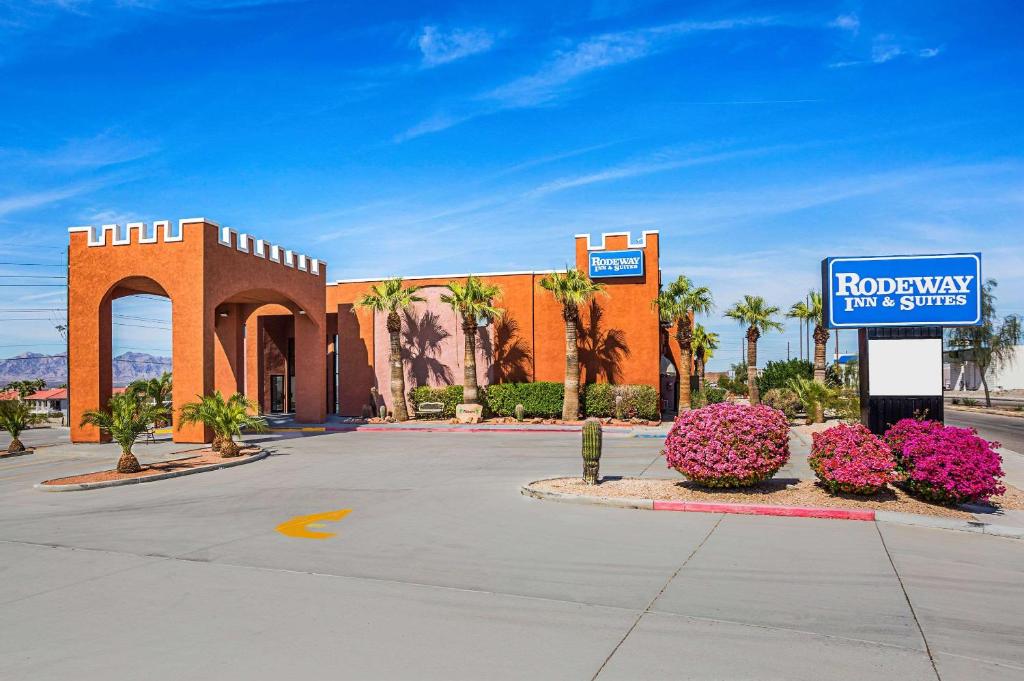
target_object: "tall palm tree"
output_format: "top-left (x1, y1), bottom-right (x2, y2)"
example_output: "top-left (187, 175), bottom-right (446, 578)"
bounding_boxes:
top-left (81, 392), bottom-right (170, 473)
top-left (724, 295), bottom-right (783, 405)
top-left (179, 391), bottom-right (269, 457)
top-left (441, 275), bottom-right (503, 405)
top-left (0, 399), bottom-right (45, 453)
top-left (691, 323), bottom-right (720, 390)
top-left (653, 275), bottom-right (714, 410)
top-left (356, 278), bottom-right (425, 420)
top-left (127, 371), bottom-right (173, 426)
top-left (787, 291), bottom-right (829, 384)
top-left (539, 268), bottom-right (607, 420)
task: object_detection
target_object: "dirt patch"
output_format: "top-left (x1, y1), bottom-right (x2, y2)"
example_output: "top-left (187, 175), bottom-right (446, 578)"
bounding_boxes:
top-left (532, 477), bottom-right (1024, 521)
top-left (41, 447), bottom-right (262, 486)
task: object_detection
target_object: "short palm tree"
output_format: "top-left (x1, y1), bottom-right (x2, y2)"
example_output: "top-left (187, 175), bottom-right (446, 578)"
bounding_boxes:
top-left (691, 323), bottom-right (720, 390)
top-left (787, 291), bottom-right (829, 384)
top-left (355, 278), bottom-right (424, 420)
top-left (178, 391), bottom-right (268, 457)
top-left (127, 371), bottom-right (173, 426)
top-left (653, 276), bottom-right (713, 410)
top-left (724, 295), bottom-right (783, 405)
top-left (81, 392), bottom-right (170, 473)
top-left (0, 399), bottom-right (45, 453)
top-left (441, 275), bottom-right (503, 405)
top-left (788, 376), bottom-right (833, 424)
top-left (539, 268), bottom-right (607, 420)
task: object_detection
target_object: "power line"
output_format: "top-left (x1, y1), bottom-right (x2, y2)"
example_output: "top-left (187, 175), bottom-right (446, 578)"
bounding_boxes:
top-left (0, 262), bottom-right (66, 267)
top-left (0, 275), bottom-right (66, 279)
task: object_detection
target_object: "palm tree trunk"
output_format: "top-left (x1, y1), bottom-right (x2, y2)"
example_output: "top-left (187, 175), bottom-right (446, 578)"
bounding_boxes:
top-left (388, 312), bottom-right (410, 421)
top-left (462, 316), bottom-right (479, 404)
top-left (220, 437), bottom-right (241, 458)
top-left (676, 320), bottom-right (693, 410)
top-left (563, 313), bottom-right (581, 421)
top-left (981, 372), bottom-right (992, 408)
top-left (746, 328), bottom-right (760, 405)
top-left (813, 325), bottom-right (829, 384)
top-left (8, 437), bottom-right (25, 453)
top-left (117, 448), bottom-right (141, 474)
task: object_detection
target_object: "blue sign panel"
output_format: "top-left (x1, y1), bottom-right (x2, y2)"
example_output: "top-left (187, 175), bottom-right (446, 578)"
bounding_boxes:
top-left (823, 253), bottom-right (982, 329)
top-left (589, 249), bottom-right (644, 278)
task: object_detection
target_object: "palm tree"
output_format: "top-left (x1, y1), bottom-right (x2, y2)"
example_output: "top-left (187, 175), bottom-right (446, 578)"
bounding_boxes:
top-left (81, 392), bottom-right (170, 473)
top-left (724, 295), bottom-right (783, 405)
top-left (691, 323), bottom-right (720, 390)
top-left (787, 291), bottom-right (829, 384)
top-left (441, 275), bottom-right (503, 405)
top-left (0, 399), bottom-right (45, 453)
top-left (539, 268), bottom-right (607, 420)
top-left (653, 276), bottom-right (714, 410)
top-left (355, 278), bottom-right (425, 420)
top-left (127, 371), bottom-right (173, 426)
top-left (178, 391), bottom-right (269, 457)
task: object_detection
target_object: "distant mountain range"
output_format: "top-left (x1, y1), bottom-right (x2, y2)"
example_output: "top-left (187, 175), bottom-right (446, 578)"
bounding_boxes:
top-left (0, 352), bottom-right (172, 387)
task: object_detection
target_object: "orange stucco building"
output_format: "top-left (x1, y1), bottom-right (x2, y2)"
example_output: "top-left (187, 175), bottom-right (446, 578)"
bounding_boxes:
top-left (67, 221), bottom-right (684, 442)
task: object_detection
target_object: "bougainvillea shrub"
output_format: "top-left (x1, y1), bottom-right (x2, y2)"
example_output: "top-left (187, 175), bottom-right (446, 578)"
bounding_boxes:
top-left (809, 423), bottom-right (901, 495)
top-left (882, 418), bottom-right (944, 460)
top-left (885, 419), bottom-right (1005, 505)
top-left (664, 403), bottom-right (790, 487)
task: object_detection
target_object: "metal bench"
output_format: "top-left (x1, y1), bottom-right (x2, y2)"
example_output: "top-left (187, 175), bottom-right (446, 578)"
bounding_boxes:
top-left (416, 401), bottom-right (445, 419)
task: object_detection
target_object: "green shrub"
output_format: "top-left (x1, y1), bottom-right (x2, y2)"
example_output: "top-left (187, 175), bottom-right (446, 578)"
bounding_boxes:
top-left (485, 382), bottom-right (564, 418)
top-left (718, 362), bottom-right (748, 395)
top-left (582, 384), bottom-right (660, 421)
top-left (690, 389), bottom-right (707, 409)
top-left (757, 359), bottom-right (813, 393)
top-left (762, 388), bottom-right (801, 419)
top-left (703, 386), bottom-right (727, 404)
top-left (961, 397), bottom-right (980, 407)
top-left (408, 385), bottom-right (464, 418)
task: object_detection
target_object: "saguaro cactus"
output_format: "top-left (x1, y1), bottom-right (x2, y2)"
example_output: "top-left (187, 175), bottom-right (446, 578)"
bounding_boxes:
top-left (614, 394), bottom-right (624, 420)
top-left (514, 403), bottom-right (525, 422)
top-left (582, 418), bottom-right (602, 485)
top-left (379, 404), bottom-right (388, 420)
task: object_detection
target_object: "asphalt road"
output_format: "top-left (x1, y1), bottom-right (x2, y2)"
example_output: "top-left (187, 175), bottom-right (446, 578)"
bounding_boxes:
top-left (946, 410), bottom-right (1024, 453)
top-left (1, 430), bottom-right (1021, 680)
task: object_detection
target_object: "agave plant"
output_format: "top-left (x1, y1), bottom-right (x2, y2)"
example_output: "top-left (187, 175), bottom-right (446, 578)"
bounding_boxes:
top-left (0, 399), bottom-right (45, 453)
top-left (80, 392), bottom-right (171, 473)
top-left (178, 391), bottom-right (268, 457)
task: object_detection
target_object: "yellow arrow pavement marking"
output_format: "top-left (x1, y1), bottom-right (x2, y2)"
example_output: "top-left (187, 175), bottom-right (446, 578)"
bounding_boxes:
top-left (275, 509), bottom-right (352, 539)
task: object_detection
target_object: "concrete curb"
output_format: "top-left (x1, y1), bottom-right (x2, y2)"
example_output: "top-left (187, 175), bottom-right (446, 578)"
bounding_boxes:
top-left (521, 481), bottom-right (1023, 540)
top-left (34, 449), bottom-right (269, 492)
top-left (0, 448), bottom-right (34, 459)
top-left (946, 404), bottom-right (1024, 418)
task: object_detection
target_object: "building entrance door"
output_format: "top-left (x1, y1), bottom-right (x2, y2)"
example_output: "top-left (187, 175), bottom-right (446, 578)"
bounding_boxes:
top-left (270, 375), bottom-right (285, 413)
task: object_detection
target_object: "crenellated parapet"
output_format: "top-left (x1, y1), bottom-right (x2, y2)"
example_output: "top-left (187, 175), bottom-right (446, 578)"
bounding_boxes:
top-left (574, 230), bottom-right (659, 251)
top-left (67, 218), bottom-right (325, 276)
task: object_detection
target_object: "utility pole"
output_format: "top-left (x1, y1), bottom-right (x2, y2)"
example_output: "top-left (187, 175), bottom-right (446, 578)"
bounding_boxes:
top-left (805, 293), bottom-right (810, 364)
top-left (787, 340), bottom-right (790, 360)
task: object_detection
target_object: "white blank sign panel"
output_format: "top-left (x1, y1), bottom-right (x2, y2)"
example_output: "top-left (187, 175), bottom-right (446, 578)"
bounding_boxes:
top-left (867, 338), bottom-right (943, 396)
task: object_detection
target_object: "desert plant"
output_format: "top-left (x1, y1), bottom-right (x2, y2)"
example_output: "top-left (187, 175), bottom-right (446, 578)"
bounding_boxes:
top-left (126, 371), bottom-right (173, 426)
top-left (761, 388), bottom-right (801, 420)
top-left (788, 376), bottom-right (833, 424)
top-left (442, 275), bottom-right (503, 406)
top-left (514, 403), bottom-right (525, 422)
top-left (724, 296), bottom-right (783, 405)
top-left (885, 419), bottom-right (1005, 505)
top-left (356, 278), bottom-right (425, 421)
top-left (539, 268), bottom-right (607, 420)
top-left (664, 403), bottom-right (790, 487)
top-left (809, 423), bottom-right (901, 495)
top-left (961, 397), bottom-right (980, 407)
top-left (946, 279), bottom-right (1022, 407)
top-left (581, 418), bottom-right (602, 484)
top-left (653, 275), bottom-right (714, 410)
top-left (787, 291), bottom-right (829, 383)
top-left (691, 323), bottom-right (719, 390)
top-left (379, 404), bottom-right (388, 420)
top-left (0, 399), bottom-right (45, 453)
top-left (80, 392), bottom-right (170, 473)
top-left (178, 391), bottom-right (268, 457)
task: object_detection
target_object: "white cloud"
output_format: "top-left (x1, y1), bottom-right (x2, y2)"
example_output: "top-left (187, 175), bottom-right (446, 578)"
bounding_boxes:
top-left (918, 47), bottom-right (941, 58)
top-left (829, 13), bottom-right (859, 34)
top-left (831, 33), bottom-right (942, 68)
top-left (416, 25), bottom-right (494, 67)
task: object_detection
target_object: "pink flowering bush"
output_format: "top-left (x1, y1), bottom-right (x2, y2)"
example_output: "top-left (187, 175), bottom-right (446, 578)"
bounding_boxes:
top-left (664, 403), bottom-right (790, 487)
top-left (809, 423), bottom-right (901, 495)
top-left (885, 418), bottom-right (1005, 505)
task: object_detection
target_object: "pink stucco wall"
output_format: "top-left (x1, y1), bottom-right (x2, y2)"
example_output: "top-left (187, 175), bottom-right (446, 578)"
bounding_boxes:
top-left (372, 285), bottom-right (493, 410)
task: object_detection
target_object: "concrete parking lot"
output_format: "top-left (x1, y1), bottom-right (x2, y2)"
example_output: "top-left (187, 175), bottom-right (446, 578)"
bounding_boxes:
top-left (1, 429), bottom-right (1022, 680)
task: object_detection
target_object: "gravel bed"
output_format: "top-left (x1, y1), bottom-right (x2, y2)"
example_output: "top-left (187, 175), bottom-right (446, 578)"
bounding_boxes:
top-left (532, 477), bottom-right (1024, 520)
top-left (41, 447), bottom-right (262, 485)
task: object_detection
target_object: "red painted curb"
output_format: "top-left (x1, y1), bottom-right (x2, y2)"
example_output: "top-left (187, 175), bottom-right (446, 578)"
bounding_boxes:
top-left (651, 500), bottom-right (876, 521)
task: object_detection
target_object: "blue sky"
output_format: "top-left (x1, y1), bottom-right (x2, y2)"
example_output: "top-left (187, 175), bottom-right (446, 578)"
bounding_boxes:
top-left (1, 0), bottom-right (1021, 370)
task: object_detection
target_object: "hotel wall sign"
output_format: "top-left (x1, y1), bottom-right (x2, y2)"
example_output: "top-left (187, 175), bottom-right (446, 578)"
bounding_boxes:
top-left (589, 249), bottom-right (644, 278)
top-left (822, 253), bottom-right (982, 329)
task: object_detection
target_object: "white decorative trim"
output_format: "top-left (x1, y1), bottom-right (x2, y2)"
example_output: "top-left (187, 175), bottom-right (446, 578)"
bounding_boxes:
top-left (574, 230), bottom-right (659, 251)
top-left (329, 269), bottom-right (559, 285)
top-left (68, 217), bottom-right (324, 277)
